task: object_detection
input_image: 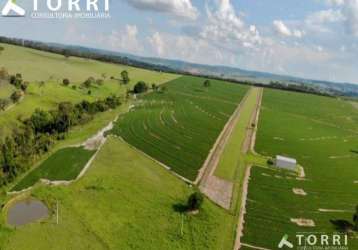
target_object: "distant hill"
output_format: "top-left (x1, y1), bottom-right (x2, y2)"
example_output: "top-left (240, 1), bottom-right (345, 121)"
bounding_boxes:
top-left (60, 44), bottom-right (358, 97)
top-left (1, 36), bottom-right (357, 97)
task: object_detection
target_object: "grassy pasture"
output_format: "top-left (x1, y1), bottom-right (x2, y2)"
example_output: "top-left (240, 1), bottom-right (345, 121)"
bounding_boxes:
top-left (2, 137), bottom-right (234, 250)
top-left (0, 43), bottom-right (178, 137)
top-left (12, 147), bottom-right (95, 192)
top-left (0, 43), bottom-right (178, 84)
top-left (111, 75), bottom-right (249, 180)
top-left (242, 89), bottom-right (358, 249)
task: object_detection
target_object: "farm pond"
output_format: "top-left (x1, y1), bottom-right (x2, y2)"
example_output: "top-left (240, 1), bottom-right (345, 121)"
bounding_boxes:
top-left (7, 198), bottom-right (49, 226)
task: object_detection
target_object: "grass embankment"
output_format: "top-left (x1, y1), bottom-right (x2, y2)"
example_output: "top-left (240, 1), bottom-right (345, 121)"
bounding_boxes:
top-left (111, 75), bottom-right (249, 180)
top-left (0, 43), bottom-right (178, 137)
top-left (242, 89), bottom-right (358, 249)
top-left (12, 147), bottom-right (96, 192)
top-left (2, 137), bottom-right (233, 250)
top-left (214, 88), bottom-right (261, 181)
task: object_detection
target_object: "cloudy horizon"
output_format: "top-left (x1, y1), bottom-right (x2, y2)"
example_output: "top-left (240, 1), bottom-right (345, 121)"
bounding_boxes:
top-left (1, 0), bottom-right (358, 84)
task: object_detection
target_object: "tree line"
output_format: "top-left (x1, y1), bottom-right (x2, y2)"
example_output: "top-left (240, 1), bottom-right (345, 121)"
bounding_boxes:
top-left (0, 95), bottom-right (121, 186)
top-left (0, 67), bottom-right (28, 110)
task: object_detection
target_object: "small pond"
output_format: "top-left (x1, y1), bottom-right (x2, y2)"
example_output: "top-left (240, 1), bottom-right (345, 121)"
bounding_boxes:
top-left (7, 198), bottom-right (49, 226)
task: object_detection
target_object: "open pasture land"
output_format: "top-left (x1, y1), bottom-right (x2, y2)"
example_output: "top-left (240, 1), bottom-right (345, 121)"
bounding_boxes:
top-left (0, 43), bottom-right (178, 84)
top-left (2, 137), bottom-right (234, 250)
top-left (0, 43), bottom-right (178, 136)
top-left (111, 76), bottom-right (249, 180)
top-left (242, 89), bottom-right (358, 249)
top-left (12, 147), bottom-right (95, 192)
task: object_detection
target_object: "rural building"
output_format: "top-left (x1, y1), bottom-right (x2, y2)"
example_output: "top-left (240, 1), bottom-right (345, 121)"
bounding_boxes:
top-left (276, 155), bottom-right (297, 170)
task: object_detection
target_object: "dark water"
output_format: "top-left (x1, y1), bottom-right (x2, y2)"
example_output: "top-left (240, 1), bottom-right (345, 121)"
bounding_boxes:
top-left (7, 198), bottom-right (49, 226)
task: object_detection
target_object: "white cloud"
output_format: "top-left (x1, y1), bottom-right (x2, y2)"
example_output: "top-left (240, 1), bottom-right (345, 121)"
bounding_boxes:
top-left (306, 9), bottom-right (344, 24)
top-left (125, 0), bottom-right (198, 20)
top-left (343, 0), bottom-right (358, 36)
top-left (148, 32), bottom-right (165, 56)
top-left (273, 20), bottom-right (304, 38)
top-left (105, 25), bottom-right (143, 54)
top-left (200, 0), bottom-right (261, 50)
top-left (324, 0), bottom-right (345, 6)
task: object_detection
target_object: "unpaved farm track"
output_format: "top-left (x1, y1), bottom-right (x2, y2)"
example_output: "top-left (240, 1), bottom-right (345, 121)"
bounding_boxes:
top-left (197, 89), bottom-right (253, 209)
top-left (198, 88), bottom-right (263, 210)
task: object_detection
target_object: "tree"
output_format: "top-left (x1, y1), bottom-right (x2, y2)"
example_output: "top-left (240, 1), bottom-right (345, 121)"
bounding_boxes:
top-left (62, 78), bottom-right (70, 86)
top-left (20, 81), bottom-right (29, 92)
top-left (0, 98), bottom-right (10, 111)
top-left (29, 109), bottom-right (53, 134)
top-left (133, 81), bottom-right (148, 94)
top-left (83, 77), bottom-right (95, 88)
top-left (10, 91), bottom-right (22, 103)
top-left (203, 80), bottom-right (211, 88)
top-left (152, 83), bottom-right (157, 91)
top-left (1, 136), bottom-right (17, 178)
top-left (95, 79), bottom-right (104, 86)
top-left (354, 205), bottom-right (358, 231)
top-left (187, 192), bottom-right (204, 211)
top-left (121, 70), bottom-right (130, 84)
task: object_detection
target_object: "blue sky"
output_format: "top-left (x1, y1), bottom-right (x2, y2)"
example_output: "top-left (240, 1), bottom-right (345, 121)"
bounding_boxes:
top-left (1, 0), bottom-right (358, 83)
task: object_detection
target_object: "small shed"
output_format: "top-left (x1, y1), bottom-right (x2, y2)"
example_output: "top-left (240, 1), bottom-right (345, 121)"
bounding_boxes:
top-left (276, 155), bottom-right (297, 170)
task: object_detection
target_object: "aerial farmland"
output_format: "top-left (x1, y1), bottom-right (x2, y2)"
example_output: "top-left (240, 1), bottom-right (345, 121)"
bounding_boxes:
top-left (0, 40), bottom-right (357, 250)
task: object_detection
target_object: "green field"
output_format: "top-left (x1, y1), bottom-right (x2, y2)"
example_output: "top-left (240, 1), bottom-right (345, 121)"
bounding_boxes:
top-left (242, 89), bottom-right (358, 249)
top-left (111, 76), bottom-right (249, 180)
top-left (0, 43), bottom-right (178, 137)
top-left (12, 147), bottom-right (96, 192)
top-left (2, 137), bottom-right (234, 250)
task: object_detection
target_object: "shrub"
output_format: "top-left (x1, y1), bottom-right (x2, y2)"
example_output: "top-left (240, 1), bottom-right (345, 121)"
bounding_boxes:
top-left (133, 81), bottom-right (148, 94)
top-left (71, 85), bottom-right (77, 90)
top-left (83, 77), bottom-right (95, 88)
top-left (10, 91), bottom-right (22, 103)
top-left (267, 158), bottom-right (274, 165)
top-left (63, 78), bottom-right (70, 86)
top-left (187, 191), bottom-right (204, 211)
top-left (0, 98), bottom-right (10, 110)
top-left (96, 79), bottom-right (104, 85)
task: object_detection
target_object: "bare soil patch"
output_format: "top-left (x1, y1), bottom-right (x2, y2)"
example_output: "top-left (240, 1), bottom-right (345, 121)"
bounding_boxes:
top-left (292, 188), bottom-right (307, 196)
top-left (290, 218), bottom-right (315, 227)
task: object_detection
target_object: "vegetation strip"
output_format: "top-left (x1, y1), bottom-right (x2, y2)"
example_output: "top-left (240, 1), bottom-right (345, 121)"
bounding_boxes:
top-left (198, 88), bottom-right (261, 209)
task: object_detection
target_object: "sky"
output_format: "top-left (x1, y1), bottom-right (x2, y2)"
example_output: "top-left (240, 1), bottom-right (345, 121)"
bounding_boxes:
top-left (0, 0), bottom-right (358, 83)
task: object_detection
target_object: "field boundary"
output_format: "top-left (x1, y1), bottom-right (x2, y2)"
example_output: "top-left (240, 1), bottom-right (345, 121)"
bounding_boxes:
top-left (115, 135), bottom-right (193, 184)
top-left (233, 165), bottom-right (252, 250)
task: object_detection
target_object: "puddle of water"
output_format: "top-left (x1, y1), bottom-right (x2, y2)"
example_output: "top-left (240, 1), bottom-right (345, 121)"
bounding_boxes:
top-left (7, 198), bottom-right (49, 226)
